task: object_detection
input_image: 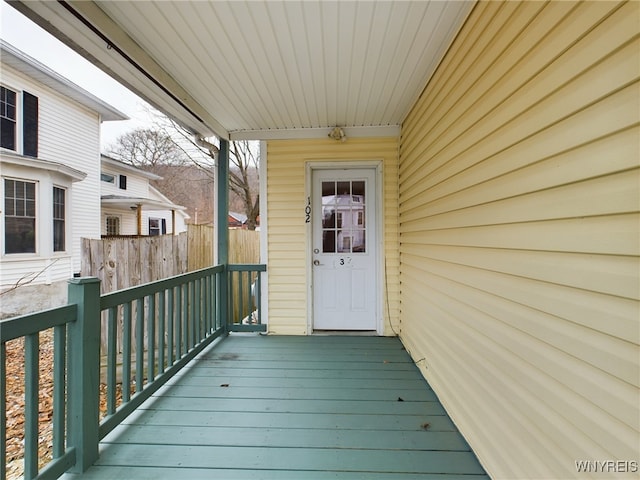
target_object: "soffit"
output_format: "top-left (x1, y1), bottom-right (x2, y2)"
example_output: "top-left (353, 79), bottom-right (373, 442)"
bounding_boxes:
top-left (9, 0), bottom-right (473, 140)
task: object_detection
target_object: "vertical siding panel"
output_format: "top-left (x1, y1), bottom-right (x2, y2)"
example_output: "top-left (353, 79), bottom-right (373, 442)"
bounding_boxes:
top-left (399, 1), bottom-right (639, 478)
top-left (266, 137), bottom-right (399, 335)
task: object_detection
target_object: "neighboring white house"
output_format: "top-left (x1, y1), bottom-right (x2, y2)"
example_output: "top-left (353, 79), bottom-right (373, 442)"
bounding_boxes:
top-left (0, 40), bottom-right (127, 317)
top-left (100, 155), bottom-right (189, 236)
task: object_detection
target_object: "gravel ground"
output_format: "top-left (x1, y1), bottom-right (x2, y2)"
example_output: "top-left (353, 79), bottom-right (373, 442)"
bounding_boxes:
top-left (5, 330), bottom-right (115, 480)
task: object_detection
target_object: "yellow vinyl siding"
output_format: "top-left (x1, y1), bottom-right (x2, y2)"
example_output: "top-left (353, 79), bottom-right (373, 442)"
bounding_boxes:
top-left (266, 137), bottom-right (399, 335)
top-left (399, 1), bottom-right (639, 479)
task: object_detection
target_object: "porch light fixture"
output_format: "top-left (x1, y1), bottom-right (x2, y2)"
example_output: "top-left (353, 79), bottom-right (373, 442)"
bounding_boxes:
top-left (328, 127), bottom-right (346, 142)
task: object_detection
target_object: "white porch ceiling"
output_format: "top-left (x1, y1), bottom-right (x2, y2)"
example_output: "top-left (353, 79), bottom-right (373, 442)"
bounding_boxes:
top-left (9, 0), bottom-right (474, 140)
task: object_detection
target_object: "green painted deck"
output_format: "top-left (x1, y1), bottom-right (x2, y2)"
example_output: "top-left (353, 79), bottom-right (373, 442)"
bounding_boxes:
top-left (64, 335), bottom-right (488, 479)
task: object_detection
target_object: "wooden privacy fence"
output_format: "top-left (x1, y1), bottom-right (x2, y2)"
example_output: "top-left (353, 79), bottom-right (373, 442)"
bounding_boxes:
top-left (81, 229), bottom-right (260, 351)
top-left (187, 225), bottom-right (214, 271)
top-left (82, 229), bottom-right (260, 292)
top-left (188, 225), bottom-right (260, 270)
top-left (81, 234), bottom-right (188, 294)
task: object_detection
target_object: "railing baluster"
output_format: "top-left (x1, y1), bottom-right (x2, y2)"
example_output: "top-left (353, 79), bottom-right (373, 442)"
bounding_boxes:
top-left (24, 332), bottom-right (39, 480)
top-left (107, 307), bottom-right (117, 415)
top-left (213, 273), bottom-right (219, 331)
top-left (183, 284), bottom-right (188, 357)
top-left (167, 287), bottom-right (174, 366)
top-left (247, 271), bottom-right (253, 323)
top-left (53, 325), bottom-right (66, 459)
top-left (189, 281), bottom-right (195, 350)
top-left (195, 278), bottom-right (202, 340)
top-left (207, 274), bottom-right (213, 333)
top-left (122, 302), bottom-right (132, 403)
top-left (136, 298), bottom-right (144, 392)
top-left (148, 293), bottom-right (156, 382)
top-left (159, 290), bottom-right (166, 374)
top-left (237, 271), bottom-right (243, 324)
top-left (256, 271), bottom-right (262, 325)
top-left (176, 285), bottom-right (183, 359)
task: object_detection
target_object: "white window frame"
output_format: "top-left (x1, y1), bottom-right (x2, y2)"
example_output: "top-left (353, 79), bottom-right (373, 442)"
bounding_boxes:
top-left (3, 177), bottom-right (38, 255)
top-left (52, 185), bottom-right (66, 253)
top-left (101, 172), bottom-right (116, 184)
top-left (105, 216), bottom-right (120, 236)
top-left (0, 84), bottom-right (20, 153)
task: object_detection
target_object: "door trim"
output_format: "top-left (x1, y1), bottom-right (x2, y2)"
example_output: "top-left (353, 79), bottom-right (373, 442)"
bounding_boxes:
top-left (305, 161), bottom-right (384, 335)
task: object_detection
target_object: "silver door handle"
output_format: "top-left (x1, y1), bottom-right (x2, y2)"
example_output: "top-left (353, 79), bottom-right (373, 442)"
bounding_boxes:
top-left (313, 260), bottom-right (321, 266)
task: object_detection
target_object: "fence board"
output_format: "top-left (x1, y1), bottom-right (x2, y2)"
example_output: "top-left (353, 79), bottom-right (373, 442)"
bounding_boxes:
top-left (82, 235), bottom-right (189, 295)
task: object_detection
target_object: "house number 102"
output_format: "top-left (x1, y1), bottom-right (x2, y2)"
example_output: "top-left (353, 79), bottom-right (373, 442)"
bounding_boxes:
top-left (305, 197), bottom-right (311, 223)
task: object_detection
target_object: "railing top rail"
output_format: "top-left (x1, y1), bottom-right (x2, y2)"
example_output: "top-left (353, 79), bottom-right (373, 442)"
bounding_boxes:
top-left (227, 264), bottom-right (267, 272)
top-left (101, 264), bottom-right (225, 310)
top-left (0, 304), bottom-right (77, 342)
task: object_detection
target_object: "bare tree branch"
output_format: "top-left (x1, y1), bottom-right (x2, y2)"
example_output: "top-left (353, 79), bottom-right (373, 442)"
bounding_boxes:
top-left (0, 258), bottom-right (61, 296)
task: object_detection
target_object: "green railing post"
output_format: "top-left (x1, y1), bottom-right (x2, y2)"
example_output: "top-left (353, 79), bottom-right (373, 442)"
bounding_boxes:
top-left (67, 277), bottom-right (101, 472)
top-left (217, 139), bottom-right (230, 329)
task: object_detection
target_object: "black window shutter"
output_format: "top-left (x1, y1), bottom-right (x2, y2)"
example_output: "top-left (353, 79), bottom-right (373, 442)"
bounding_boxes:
top-left (161, 218), bottom-right (167, 234)
top-left (22, 92), bottom-right (38, 157)
top-left (119, 175), bottom-right (127, 190)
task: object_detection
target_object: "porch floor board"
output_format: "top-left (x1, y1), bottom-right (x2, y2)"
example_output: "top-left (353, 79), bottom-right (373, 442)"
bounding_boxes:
top-left (64, 335), bottom-right (488, 479)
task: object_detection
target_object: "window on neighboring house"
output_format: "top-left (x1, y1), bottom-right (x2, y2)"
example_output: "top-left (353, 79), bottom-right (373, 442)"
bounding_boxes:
top-left (101, 173), bottom-right (115, 184)
top-left (1, 86), bottom-right (16, 151)
top-left (119, 175), bottom-right (127, 190)
top-left (53, 187), bottom-right (65, 252)
top-left (149, 218), bottom-right (160, 236)
top-left (106, 216), bottom-right (120, 236)
top-left (4, 178), bottom-right (36, 254)
top-left (0, 86), bottom-right (38, 156)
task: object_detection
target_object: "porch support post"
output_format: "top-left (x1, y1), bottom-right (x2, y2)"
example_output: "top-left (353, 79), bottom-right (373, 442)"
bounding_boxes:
top-left (136, 204), bottom-right (142, 235)
top-left (66, 277), bottom-right (101, 472)
top-left (217, 139), bottom-right (229, 264)
top-left (217, 139), bottom-right (230, 327)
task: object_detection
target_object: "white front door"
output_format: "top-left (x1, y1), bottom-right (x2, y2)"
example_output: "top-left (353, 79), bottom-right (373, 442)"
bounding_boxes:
top-left (312, 168), bottom-right (377, 331)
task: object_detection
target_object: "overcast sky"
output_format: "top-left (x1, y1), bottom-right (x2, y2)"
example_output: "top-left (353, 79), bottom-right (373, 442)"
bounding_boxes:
top-left (0, 2), bottom-right (152, 149)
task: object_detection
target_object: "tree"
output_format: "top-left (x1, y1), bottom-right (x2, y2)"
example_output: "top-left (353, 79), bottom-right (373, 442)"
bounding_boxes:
top-left (153, 116), bottom-right (260, 230)
top-left (228, 140), bottom-right (260, 230)
top-left (107, 128), bottom-right (185, 168)
top-left (106, 121), bottom-right (260, 230)
top-left (106, 127), bottom-right (215, 224)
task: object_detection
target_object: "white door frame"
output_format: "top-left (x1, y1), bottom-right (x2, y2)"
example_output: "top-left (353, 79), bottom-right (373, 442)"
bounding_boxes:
top-left (305, 161), bottom-right (384, 335)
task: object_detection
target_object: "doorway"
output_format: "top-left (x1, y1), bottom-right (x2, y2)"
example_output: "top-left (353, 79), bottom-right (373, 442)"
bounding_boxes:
top-left (311, 167), bottom-right (379, 331)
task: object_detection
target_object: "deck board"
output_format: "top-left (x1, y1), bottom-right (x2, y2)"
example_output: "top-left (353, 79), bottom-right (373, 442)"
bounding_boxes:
top-left (63, 334), bottom-right (488, 479)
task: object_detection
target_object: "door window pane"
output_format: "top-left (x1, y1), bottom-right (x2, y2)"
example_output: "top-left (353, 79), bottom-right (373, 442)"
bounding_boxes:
top-left (321, 179), bottom-right (366, 254)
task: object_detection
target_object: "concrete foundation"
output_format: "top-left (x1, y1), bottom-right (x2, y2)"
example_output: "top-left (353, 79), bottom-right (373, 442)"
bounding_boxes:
top-left (0, 280), bottom-right (68, 320)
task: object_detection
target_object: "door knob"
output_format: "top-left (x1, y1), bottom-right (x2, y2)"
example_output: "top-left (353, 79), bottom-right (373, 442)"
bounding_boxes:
top-left (313, 260), bottom-right (320, 266)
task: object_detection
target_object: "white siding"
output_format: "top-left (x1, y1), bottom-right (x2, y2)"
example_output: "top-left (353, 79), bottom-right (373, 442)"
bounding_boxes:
top-left (398, 2), bottom-right (639, 479)
top-left (1, 64), bottom-right (102, 277)
top-left (100, 165), bottom-right (150, 198)
top-left (101, 208), bottom-right (136, 236)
